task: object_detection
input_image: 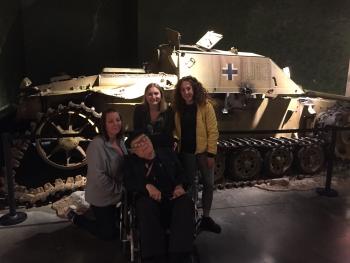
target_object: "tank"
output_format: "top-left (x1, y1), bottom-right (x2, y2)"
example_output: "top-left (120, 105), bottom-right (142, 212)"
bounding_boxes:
top-left (6, 28), bottom-right (350, 205)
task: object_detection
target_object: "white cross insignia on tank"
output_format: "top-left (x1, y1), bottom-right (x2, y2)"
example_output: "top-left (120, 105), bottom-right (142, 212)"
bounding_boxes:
top-left (222, 63), bottom-right (238, 80)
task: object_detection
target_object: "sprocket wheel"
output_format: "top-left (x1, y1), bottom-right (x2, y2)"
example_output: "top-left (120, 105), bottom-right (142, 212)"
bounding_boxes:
top-left (297, 144), bottom-right (325, 174)
top-left (35, 102), bottom-right (101, 170)
top-left (230, 147), bottom-right (262, 181)
top-left (265, 147), bottom-right (293, 177)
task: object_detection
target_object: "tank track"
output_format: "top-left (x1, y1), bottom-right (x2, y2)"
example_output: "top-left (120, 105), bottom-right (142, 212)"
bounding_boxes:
top-left (215, 136), bottom-right (327, 182)
top-left (12, 175), bottom-right (87, 208)
top-left (0, 136), bottom-right (31, 208)
top-left (0, 136), bottom-right (328, 209)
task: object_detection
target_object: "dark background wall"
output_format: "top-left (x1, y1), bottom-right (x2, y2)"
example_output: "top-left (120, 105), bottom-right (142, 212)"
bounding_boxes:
top-left (0, 0), bottom-right (24, 119)
top-left (0, 0), bottom-right (138, 118)
top-left (138, 0), bottom-right (350, 94)
top-left (1, 0), bottom-right (350, 119)
top-left (21, 0), bottom-right (138, 84)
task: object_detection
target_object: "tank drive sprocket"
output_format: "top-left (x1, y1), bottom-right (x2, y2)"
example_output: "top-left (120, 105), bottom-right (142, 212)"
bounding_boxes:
top-left (34, 101), bottom-right (101, 170)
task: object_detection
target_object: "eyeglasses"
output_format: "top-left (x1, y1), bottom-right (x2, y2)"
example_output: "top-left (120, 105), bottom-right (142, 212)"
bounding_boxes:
top-left (131, 136), bottom-right (152, 149)
top-left (131, 142), bottom-right (146, 149)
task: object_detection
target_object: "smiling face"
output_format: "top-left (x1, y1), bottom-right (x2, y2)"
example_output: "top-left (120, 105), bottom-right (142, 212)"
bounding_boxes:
top-left (145, 86), bottom-right (162, 109)
top-left (105, 111), bottom-right (122, 140)
top-left (130, 134), bottom-right (155, 160)
top-left (180, 80), bottom-right (194, 105)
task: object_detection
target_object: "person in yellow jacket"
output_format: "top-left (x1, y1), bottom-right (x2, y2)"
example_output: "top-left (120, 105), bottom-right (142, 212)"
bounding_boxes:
top-left (173, 76), bottom-right (221, 234)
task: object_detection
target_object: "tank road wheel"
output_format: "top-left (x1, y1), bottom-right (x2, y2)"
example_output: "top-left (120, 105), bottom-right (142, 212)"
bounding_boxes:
top-left (297, 145), bottom-right (325, 174)
top-left (214, 151), bottom-right (226, 183)
top-left (265, 147), bottom-right (293, 177)
top-left (229, 147), bottom-right (262, 181)
top-left (35, 102), bottom-right (101, 170)
top-left (129, 211), bottom-right (141, 263)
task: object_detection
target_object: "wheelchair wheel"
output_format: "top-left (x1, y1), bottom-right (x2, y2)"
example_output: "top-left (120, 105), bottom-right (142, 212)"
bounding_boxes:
top-left (129, 227), bottom-right (139, 262)
top-left (119, 193), bottom-right (130, 255)
top-left (129, 207), bottom-right (141, 263)
top-left (119, 214), bottom-right (129, 255)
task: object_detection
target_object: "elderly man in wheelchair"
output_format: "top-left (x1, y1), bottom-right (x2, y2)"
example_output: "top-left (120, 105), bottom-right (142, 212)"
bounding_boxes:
top-left (123, 132), bottom-right (195, 263)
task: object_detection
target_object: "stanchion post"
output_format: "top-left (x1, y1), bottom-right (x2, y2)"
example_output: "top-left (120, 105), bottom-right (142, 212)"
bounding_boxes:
top-left (316, 127), bottom-right (338, 197)
top-left (0, 133), bottom-right (27, 226)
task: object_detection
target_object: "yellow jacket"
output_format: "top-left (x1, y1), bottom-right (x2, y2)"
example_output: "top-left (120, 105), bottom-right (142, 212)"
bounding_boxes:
top-left (175, 102), bottom-right (218, 156)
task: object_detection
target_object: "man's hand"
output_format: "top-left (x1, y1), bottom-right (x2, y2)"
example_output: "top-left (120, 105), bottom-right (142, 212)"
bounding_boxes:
top-left (146, 184), bottom-right (161, 202)
top-left (207, 157), bottom-right (215, 169)
top-left (172, 184), bottom-right (185, 199)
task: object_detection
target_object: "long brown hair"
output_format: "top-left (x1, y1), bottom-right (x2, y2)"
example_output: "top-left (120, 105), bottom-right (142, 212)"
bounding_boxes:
top-left (142, 83), bottom-right (168, 113)
top-left (173, 76), bottom-right (209, 113)
top-left (100, 108), bottom-right (124, 141)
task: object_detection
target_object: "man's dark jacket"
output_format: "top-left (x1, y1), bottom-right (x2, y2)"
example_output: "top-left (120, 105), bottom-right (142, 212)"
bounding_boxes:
top-left (123, 148), bottom-right (185, 198)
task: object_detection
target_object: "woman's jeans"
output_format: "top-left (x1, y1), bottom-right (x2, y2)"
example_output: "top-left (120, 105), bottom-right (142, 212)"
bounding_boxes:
top-left (180, 152), bottom-right (214, 217)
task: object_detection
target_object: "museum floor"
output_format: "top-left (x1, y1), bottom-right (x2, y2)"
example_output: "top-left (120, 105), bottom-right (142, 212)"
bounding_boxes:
top-left (1, 175), bottom-right (350, 263)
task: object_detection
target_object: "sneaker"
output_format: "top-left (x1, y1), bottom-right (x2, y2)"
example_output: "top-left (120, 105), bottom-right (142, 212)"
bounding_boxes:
top-left (199, 216), bottom-right (221, 234)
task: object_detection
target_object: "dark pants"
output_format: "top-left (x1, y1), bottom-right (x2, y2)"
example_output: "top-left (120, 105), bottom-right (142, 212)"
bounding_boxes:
top-left (73, 204), bottom-right (118, 241)
top-left (135, 194), bottom-right (194, 259)
top-left (180, 152), bottom-right (214, 217)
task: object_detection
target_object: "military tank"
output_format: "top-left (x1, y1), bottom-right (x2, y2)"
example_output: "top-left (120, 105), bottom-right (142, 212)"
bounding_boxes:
top-left (5, 28), bottom-right (350, 205)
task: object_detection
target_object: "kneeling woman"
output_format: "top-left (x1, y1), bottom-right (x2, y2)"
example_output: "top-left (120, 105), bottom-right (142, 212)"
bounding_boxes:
top-left (124, 133), bottom-right (194, 263)
top-left (67, 108), bottom-right (127, 240)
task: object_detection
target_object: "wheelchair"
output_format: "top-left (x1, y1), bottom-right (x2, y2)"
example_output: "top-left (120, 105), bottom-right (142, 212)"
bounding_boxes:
top-left (119, 190), bottom-right (141, 262)
top-left (119, 187), bottom-right (201, 263)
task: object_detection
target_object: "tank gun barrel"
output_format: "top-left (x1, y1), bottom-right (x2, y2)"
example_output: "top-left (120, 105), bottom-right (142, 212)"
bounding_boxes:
top-left (304, 90), bottom-right (350, 102)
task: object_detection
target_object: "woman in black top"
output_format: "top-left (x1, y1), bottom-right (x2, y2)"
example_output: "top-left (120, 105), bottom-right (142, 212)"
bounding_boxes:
top-left (133, 83), bottom-right (175, 149)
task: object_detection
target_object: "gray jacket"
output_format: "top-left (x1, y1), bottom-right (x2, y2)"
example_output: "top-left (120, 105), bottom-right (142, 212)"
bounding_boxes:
top-left (85, 135), bottom-right (127, 207)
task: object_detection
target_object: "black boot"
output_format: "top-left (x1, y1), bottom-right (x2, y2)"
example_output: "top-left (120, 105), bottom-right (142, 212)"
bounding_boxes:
top-left (199, 216), bottom-right (221, 233)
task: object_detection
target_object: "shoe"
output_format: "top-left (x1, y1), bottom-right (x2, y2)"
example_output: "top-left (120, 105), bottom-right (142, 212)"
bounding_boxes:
top-left (200, 216), bottom-right (221, 234)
